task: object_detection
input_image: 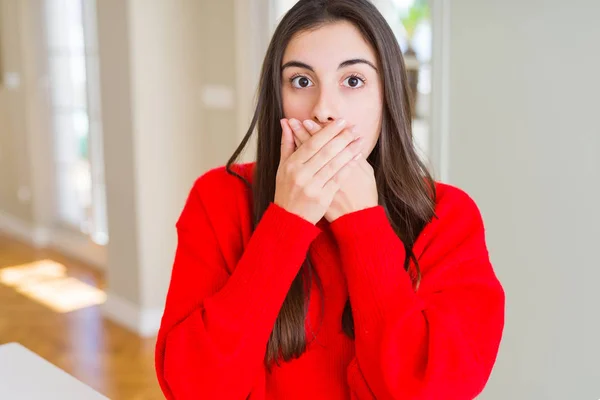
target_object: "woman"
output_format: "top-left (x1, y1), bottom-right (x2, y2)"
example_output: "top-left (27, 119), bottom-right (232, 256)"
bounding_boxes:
top-left (155, 0), bottom-right (505, 399)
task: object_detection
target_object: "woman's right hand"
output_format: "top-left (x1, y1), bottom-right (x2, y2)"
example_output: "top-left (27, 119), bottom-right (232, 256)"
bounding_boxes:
top-left (274, 118), bottom-right (363, 224)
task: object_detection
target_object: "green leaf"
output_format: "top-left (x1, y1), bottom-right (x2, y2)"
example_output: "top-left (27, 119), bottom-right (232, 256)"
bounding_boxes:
top-left (399, 1), bottom-right (430, 40)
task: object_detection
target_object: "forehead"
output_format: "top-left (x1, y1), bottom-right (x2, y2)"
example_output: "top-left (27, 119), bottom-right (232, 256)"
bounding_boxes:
top-left (282, 21), bottom-right (378, 70)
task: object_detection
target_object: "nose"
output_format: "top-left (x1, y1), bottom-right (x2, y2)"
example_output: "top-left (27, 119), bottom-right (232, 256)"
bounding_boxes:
top-left (311, 86), bottom-right (340, 126)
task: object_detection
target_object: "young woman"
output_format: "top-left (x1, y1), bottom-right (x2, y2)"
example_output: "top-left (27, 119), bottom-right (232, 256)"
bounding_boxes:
top-left (155, 1), bottom-right (505, 399)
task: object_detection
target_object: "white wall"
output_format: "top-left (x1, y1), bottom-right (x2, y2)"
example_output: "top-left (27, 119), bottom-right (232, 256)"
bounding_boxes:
top-left (444, 1), bottom-right (600, 398)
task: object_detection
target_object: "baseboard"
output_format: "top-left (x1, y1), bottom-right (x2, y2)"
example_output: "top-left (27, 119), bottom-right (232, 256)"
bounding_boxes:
top-left (102, 292), bottom-right (163, 337)
top-left (0, 210), bottom-right (50, 247)
top-left (50, 227), bottom-right (106, 271)
top-left (0, 210), bottom-right (106, 271)
top-left (1, 212), bottom-right (162, 337)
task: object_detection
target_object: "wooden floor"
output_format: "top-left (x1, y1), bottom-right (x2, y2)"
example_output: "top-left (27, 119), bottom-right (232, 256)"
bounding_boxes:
top-left (0, 234), bottom-right (164, 400)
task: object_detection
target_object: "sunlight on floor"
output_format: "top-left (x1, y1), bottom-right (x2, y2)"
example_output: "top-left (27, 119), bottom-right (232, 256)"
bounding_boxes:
top-left (0, 260), bottom-right (106, 313)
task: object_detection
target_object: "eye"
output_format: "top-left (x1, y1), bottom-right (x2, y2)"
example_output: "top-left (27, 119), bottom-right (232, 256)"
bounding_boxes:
top-left (343, 75), bottom-right (365, 89)
top-left (290, 75), bottom-right (314, 89)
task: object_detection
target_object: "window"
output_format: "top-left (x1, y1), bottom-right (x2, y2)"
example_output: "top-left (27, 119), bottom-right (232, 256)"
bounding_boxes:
top-left (44, 0), bottom-right (108, 245)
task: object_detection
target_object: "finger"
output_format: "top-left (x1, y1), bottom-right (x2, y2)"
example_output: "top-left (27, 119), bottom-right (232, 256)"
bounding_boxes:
top-left (302, 119), bottom-right (321, 136)
top-left (311, 139), bottom-right (363, 188)
top-left (321, 156), bottom-right (360, 198)
top-left (288, 118), bottom-right (312, 145)
top-left (332, 156), bottom-right (359, 185)
top-left (279, 119), bottom-right (295, 163)
top-left (292, 118), bottom-right (349, 163)
top-left (282, 119), bottom-right (301, 148)
top-left (305, 128), bottom-right (362, 175)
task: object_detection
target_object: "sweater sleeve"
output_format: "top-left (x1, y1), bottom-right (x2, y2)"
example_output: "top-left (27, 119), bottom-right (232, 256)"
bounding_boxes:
top-left (329, 193), bottom-right (505, 400)
top-left (155, 179), bottom-right (321, 400)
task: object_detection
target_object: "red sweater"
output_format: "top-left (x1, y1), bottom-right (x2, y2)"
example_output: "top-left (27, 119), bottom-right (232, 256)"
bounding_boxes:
top-left (155, 163), bottom-right (505, 400)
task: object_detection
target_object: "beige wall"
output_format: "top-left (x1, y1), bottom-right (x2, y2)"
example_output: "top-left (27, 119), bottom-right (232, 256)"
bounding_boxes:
top-left (2, 0), bottom-right (241, 333)
top-left (98, 0), bottom-right (239, 328)
top-left (445, 0), bottom-right (600, 398)
top-left (96, 0), bottom-right (141, 306)
top-left (0, 0), bottom-right (56, 243)
top-left (198, 0), bottom-right (239, 168)
top-left (0, 0), bottom-right (35, 225)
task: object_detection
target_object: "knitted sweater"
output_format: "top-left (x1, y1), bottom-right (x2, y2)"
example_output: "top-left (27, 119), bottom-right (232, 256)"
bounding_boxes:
top-left (155, 163), bottom-right (505, 399)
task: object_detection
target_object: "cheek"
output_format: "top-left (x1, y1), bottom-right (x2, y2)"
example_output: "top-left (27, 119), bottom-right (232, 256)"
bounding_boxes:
top-left (282, 88), bottom-right (313, 120)
top-left (348, 97), bottom-right (382, 149)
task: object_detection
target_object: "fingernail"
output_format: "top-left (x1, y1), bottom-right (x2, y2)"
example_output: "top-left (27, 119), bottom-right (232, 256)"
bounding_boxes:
top-left (303, 120), bottom-right (315, 130)
top-left (336, 119), bottom-right (346, 127)
top-left (289, 119), bottom-right (301, 130)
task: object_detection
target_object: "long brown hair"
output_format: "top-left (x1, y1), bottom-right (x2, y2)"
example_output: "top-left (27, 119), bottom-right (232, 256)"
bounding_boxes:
top-left (226, 0), bottom-right (436, 366)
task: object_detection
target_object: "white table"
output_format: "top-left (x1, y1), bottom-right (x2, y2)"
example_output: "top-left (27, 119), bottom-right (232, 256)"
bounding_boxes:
top-left (0, 342), bottom-right (109, 399)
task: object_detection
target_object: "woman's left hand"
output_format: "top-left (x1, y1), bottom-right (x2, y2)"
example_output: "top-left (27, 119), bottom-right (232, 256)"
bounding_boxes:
top-left (285, 118), bottom-right (378, 222)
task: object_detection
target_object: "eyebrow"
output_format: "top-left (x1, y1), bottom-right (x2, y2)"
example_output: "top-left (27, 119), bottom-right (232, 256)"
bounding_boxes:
top-left (281, 58), bottom-right (378, 72)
